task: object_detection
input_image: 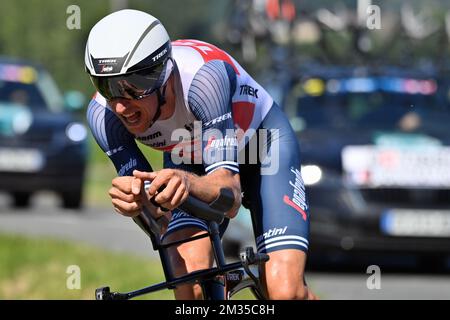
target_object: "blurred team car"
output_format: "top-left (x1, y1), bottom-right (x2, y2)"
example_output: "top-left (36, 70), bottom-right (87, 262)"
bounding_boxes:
top-left (223, 65), bottom-right (450, 268)
top-left (0, 57), bottom-right (88, 209)
top-left (284, 65), bottom-right (450, 268)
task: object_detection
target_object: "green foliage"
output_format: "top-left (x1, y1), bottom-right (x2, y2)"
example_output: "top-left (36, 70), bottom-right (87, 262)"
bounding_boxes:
top-left (1, 0), bottom-right (449, 97)
top-left (0, 0), bottom-right (110, 97)
top-left (0, 0), bottom-right (231, 99)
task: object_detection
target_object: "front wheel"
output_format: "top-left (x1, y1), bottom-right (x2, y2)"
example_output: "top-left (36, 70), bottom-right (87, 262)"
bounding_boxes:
top-left (200, 277), bottom-right (226, 300)
top-left (95, 286), bottom-right (111, 300)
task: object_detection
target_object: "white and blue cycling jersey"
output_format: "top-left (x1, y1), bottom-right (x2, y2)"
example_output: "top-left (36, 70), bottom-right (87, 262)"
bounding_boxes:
top-left (87, 40), bottom-right (310, 254)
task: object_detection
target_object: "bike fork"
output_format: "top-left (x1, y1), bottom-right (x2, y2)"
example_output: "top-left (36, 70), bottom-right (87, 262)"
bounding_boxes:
top-left (200, 277), bottom-right (226, 300)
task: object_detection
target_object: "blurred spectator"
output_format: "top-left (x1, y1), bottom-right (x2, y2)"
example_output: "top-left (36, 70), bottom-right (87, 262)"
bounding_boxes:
top-left (398, 111), bottom-right (421, 132)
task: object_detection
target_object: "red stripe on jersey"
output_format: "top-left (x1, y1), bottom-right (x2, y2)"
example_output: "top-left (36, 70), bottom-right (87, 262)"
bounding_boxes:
top-left (283, 195), bottom-right (307, 221)
top-left (172, 40), bottom-right (240, 75)
top-left (232, 101), bottom-right (255, 132)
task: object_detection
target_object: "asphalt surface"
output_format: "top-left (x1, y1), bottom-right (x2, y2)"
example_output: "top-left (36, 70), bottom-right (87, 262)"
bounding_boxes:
top-left (1, 192), bottom-right (450, 300)
top-left (0, 192), bottom-right (157, 258)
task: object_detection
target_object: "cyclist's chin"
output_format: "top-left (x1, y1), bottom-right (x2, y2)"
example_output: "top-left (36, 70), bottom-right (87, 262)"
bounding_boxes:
top-left (124, 119), bottom-right (150, 134)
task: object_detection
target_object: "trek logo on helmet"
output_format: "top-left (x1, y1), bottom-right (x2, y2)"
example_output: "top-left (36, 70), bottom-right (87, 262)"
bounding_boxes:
top-left (152, 47), bottom-right (168, 63)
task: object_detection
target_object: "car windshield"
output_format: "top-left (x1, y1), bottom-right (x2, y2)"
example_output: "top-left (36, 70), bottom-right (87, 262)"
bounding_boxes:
top-left (287, 77), bottom-right (450, 134)
top-left (0, 64), bottom-right (64, 112)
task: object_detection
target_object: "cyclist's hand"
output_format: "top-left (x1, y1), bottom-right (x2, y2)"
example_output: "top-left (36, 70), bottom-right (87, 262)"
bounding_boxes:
top-left (133, 169), bottom-right (190, 211)
top-left (109, 176), bottom-right (143, 217)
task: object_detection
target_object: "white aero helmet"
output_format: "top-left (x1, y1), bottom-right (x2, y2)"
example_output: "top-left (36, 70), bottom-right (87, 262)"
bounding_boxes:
top-left (85, 9), bottom-right (172, 100)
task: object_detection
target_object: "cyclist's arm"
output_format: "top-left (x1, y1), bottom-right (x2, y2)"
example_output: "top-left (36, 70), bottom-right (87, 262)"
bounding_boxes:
top-left (190, 169), bottom-right (240, 217)
top-left (136, 167), bottom-right (240, 217)
top-left (187, 59), bottom-right (241, 216)
top-left (86, 96), bottom-right (154, 216)
top-left (139, 60), bottom-right (241, 217)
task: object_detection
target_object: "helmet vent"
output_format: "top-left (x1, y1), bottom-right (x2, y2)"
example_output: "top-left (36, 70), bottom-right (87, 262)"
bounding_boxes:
top-left (123, 19), bottom-right (161, 70)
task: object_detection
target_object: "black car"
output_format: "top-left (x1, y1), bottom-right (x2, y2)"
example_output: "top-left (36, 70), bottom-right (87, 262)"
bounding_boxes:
top-left (0, 57), bottom-right (87, 209)
top-left (283, 66), bottom-right (450, 268)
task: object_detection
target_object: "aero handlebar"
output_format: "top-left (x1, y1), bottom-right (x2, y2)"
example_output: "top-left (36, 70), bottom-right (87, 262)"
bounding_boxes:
top-left (144, 182), bottom-right (235, 225)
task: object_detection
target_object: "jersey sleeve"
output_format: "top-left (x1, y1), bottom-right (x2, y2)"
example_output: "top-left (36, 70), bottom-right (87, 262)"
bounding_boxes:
top-left (86, 97), bottom-right (152, 176)
top-left (187, 60), bottom-right (239, 175)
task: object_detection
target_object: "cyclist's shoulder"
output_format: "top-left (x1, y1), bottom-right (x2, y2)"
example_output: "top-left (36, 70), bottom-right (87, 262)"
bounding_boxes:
top-left (172, 39), bottom-right (239, 75)
top-left (172, 39), bottom-right (229, 52)
top-left (86, 92), bottom-right (114, 121)
top-left (88, 92), bottom-right (108, 107)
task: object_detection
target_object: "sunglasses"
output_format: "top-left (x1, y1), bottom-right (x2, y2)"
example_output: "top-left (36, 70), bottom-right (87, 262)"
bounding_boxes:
top-left (89, 58), bottom-right (171, 100)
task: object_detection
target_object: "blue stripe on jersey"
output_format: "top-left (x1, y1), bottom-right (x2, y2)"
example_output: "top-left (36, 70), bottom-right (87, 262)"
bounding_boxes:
top-left (86, 99), bottom-right (108, 152)
top-left (187, 60), bottom-right (239, 174)
top-left (224, 62), bottom-right (237, 95)
top-left (188, 60), bottom-right (230, 130)
top-left (86, 99), bottom-right (134, 152)
top-left (205, 161), bottom-right (239, 174)
top-left (86, 98), bottom-right (152, 176)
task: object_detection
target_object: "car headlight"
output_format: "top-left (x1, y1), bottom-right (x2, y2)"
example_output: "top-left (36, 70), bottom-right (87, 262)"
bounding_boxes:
top-left (12, 109), bottom-right (33, 135)
top-left (301, 165), bottom-right (323, 185)
top-left (66, 122), bottom-right (87, 142)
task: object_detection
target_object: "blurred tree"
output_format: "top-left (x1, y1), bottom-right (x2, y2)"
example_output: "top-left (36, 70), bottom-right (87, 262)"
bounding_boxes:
top-left (0, 0), bottom-right (111, 98)
top-left (1, 0), bottom-right (449, 104)
top-left (0, 0), bottom-right (230, 102)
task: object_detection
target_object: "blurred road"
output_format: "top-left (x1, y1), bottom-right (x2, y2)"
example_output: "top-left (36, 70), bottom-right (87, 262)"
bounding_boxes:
top-left (0, 192), bottom-right (158, 259)
top-left (1, 192), bottom-right (450, 300)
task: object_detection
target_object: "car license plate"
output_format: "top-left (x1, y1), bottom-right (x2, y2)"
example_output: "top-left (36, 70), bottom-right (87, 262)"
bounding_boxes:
top-left (342, 146), bottom-right (450, 187)
top-left (380, 209), bottom-right (450, 237)
top-left (0, 148), bottom-right (44, 172)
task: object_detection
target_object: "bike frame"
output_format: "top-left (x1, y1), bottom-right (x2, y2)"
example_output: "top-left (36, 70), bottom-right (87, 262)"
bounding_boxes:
top-left (95, 188), bottom-right (269, 300)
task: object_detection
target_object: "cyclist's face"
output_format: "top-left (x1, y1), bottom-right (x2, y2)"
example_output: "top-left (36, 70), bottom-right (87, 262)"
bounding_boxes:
top-left (109, 93), bottom-right (158, 134)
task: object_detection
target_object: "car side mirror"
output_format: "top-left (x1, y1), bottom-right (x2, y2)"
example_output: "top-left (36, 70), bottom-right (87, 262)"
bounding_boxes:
top-left (63, 90), bottom-right (86, 111)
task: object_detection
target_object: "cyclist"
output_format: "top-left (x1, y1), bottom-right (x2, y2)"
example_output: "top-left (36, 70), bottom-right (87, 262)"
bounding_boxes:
top-left (85, 9), bottom-right (317, 300)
